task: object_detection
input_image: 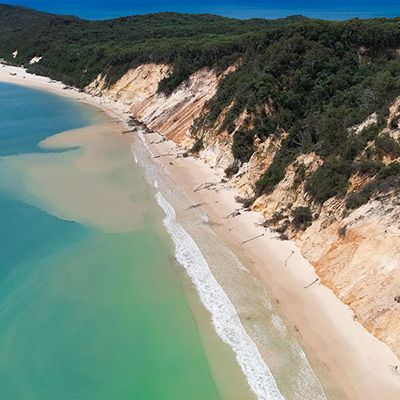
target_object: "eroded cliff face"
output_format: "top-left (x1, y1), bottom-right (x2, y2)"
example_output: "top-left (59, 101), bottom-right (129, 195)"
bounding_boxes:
top-left (234, 115), bottom-right (400, 356)
top-left (87, 63), bottom-right (171, 107)
top-left (86, 63), bottom-right (231, 142)
top-left (230, 113), bottom-right (400, 355)
top-left (85, 64), bottom-right (400, 357)
top-left (304, 195), bottom-right (400, 353)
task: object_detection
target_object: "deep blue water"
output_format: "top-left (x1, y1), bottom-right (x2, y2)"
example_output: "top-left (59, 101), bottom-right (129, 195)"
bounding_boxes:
top-left (2, 0), bottom-right (400, 20)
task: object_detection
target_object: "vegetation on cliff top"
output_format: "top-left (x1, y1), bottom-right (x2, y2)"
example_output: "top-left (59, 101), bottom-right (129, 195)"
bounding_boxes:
top-left (0, 4), bottom-right (304, 87)
top-left (1, 5), bottom-right (399, 210)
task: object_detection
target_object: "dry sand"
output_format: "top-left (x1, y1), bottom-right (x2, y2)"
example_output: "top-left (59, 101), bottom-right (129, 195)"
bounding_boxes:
top-left (1, 63), bottom-right (400, 399)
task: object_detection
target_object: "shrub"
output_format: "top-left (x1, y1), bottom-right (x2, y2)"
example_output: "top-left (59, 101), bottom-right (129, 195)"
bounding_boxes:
top-left (293, 164), bottom-right (306, 188)
top-left (338, 225), bottom-right (347, 238)
top-left (354, 159), bottom-right (382, 176)
top-left (232, 130), bottom-right (255, 163)
top-left (224, 163), bottom-right (239, 177)
top-left (292, 206), bottom-right (313, 229)
top-left (255, 163), bottom-right (286, 195)
top-left (235, 196), bottom-right (254, 208)
top-left (390, 115), bottom-right (400, 129)
top-left (279, 233), bottom-right (289, 240)
top-left (158, 57), bottom-right (193, 95)
top-left (346, 191), bottom-right (371, 209)
top-left (191, 137), bottom-right (204, 153)
top-left (375, 135), bottom-right (400, 158)
top-left (360, 123), bottom-right (382, 141)
top-left (377, 161), bottom-right (400, 179)
top-left (346, 164), bottom-right (400, 209)
top-left (255, 144), bottom-right (298, 195)
top-left (305, 159), bottom-right (352, 203)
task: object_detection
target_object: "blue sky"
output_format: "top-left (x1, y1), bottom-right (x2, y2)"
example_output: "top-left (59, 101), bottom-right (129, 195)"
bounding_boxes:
top-left (3, 0), bottom-right (400, 20)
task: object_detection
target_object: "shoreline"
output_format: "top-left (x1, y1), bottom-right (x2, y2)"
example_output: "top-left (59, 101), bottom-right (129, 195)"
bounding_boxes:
top-left (0, 97), bottom-right (240, 399)
top-left (0, 64), bottom-right (132, 129)
top-left (154, 190), bottom-right (284, 400)
top-left (143, 130), bottom-right (400, 400)
top-left (1, 64), bottom-right (400, 399)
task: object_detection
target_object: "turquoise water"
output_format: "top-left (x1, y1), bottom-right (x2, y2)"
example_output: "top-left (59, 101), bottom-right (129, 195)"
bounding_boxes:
top-left (0, 83), bottom-right (223, 399)
top-left (0, 83), bottom-right (95, 156)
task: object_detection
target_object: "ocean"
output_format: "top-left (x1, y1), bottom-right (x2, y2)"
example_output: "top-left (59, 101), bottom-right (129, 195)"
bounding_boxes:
top-left (0, 80), bottom-right (342, 400)
top-left (2, 0), bottom-right (400, 20)
top-left (0, 82), bottom-right (252, 399)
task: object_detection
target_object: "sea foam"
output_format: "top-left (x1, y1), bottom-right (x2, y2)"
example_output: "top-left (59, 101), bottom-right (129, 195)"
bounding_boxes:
top-left (155, 191), bottom-right (285, 400)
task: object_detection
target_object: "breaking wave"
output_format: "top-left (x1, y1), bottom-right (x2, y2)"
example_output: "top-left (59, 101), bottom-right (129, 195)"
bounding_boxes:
top-left (155, 191), bottom-right (285, 400)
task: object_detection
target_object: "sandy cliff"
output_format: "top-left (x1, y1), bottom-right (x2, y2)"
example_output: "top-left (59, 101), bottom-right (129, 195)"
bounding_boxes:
top-left (86, 63), bottom-right (233, 142)
top-left (85, 63), bottom-right (400, 358)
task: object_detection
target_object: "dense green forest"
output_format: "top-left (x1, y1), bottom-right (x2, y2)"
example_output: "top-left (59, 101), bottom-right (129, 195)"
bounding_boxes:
top-left (1, 4), bottom-right (400, 212)
top-left (0, 4), bottom-right (303, 88)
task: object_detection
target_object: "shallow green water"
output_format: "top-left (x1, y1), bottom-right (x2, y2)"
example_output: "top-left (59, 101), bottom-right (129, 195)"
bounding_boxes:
top-left (0, 83), bottom-right (221, 399)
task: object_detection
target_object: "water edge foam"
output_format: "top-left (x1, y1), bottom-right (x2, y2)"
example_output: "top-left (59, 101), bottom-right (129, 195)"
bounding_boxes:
top-left (155, 191), bottom-right (285, 400)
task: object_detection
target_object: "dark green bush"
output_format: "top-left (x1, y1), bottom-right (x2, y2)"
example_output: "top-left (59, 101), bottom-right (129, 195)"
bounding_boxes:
top-left (191, 137), bottom-right (204, 153)
top-left (360, 123), bottom-right (383, 141)
top-left (292, 206), bottom-right (313, 229)
top-left (293, 164), bottom-right (306, 188)
top-left (375, 134), bottom-right (400, 158)
top-left (354, 159), bottom-right (382, 176)
top-left (390, 115), bottom-right (400, 129)
top-left (377, 161), bottom-right (400, 179)
top-left (346, 163), bottom-right (400, 210)
top-left (346, 191), bottom-right (371, 209)
top-left (232, 130), bottom-right (255, 163)
top-left (305, 159), bottom-right (352, 203)
top-left (255, 149), bottom-right (294, 195)
top-left (224, 163), bottom-right (239, 177)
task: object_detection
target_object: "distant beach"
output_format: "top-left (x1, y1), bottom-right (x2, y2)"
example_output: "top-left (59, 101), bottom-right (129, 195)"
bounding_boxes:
top-left (1, 64), bottom-right (400, 400)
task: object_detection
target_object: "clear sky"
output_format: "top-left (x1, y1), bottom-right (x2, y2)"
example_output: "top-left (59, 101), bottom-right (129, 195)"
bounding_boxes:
top-left (2, 0), bottom-right (400, 20)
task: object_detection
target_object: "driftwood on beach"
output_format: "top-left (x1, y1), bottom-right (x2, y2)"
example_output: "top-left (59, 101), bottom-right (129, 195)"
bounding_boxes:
top-left (128, 117), bottom-right (153, 133)
top-left (284, 250), bottom-right (295, 267)
top-left (151, 139), bottom-right (167, 144)
top-left (121, 129), bottom-right (136, 135)
top-left (304, 278), bottom-right (319, 289)
top-left (240, 233), bottom-right (264, 245)
top-left (186, 202), bottom-right (207, 210)
top-left (153, 152), bottom-right (174, 159)
top-left (224, 209), bottom-right (241, 219)
top-left (194, 182), bottom-right (217, 192)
